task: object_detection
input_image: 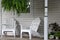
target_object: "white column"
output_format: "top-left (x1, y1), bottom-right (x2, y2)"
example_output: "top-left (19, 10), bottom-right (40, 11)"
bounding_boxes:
top-left (0, 0), bottom-right (2, 38)
top-left (44, 0), bottom-right (48, 40)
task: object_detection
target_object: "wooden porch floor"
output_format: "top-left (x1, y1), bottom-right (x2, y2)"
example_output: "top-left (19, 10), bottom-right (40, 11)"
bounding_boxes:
top-left (0, 36), bottom-right (59, 40)
top-left (0, 37), bottom-right (43, 40)
top-left (0, 35), bottom-right (43, 40)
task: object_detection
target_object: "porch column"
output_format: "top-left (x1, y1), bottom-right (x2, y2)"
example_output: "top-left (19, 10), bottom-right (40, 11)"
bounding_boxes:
top-left (44, 0), bottom-right (48, 40)
top-left (0, 0), bottom-right (2, 38)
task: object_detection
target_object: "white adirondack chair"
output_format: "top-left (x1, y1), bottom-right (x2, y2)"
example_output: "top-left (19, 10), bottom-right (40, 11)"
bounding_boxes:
top-left (2, 18), bottom-right (16, 38)
top-left (20, 17), bottom-right (41, 40)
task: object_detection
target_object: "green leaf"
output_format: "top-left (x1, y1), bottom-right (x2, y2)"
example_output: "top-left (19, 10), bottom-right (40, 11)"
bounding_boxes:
top-left (1, 0), bottom-right (29, 16)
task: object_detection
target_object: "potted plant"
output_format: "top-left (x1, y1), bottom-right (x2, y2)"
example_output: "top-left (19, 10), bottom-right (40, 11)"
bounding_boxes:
top-left (48, 32), bottom-right (55, 39)
top-left (49, 22), bottom-right (60, 31)
top-left (54, 31), bottom-right (60, 40)
top-left (49, 22), bottom-right (60, 39)
top-left (1, 0), bottom-right (30, 16)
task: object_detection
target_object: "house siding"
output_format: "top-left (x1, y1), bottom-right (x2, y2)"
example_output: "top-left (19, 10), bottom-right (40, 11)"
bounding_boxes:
top-left (48, 0), bottom-right (60, 25)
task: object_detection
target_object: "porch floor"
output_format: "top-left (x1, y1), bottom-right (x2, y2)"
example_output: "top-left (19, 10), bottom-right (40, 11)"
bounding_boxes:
top-left (0, 37), bottom-right (43, 40)
top-left (0, 36), bottom-right (59, 40)
top-left (0, 36), bottom-right (44, 40)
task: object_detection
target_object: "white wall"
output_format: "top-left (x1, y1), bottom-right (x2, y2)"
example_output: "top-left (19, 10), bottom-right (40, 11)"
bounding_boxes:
top-left (48, 0), bottom-right (60, 25)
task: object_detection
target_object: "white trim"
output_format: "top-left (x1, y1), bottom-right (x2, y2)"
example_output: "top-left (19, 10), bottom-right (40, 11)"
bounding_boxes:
top-left (44, 17), bottom-right (48, 40)
top-left (45, 8), bottom-right (48, 16)
top-left (44, 0), bottom-right (48, 40)
top-left (45, 0), bottom-right (48, 7)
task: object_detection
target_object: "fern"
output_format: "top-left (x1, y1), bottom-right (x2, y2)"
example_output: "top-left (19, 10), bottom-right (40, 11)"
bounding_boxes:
top-left (1, 0), bottom-right (29, 16)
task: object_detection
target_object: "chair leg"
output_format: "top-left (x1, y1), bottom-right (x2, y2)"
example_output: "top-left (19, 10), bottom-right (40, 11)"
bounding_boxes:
top-left (20, 31), bottom-right (22, 38)
top-left (13, 31), bottom-right (15, 39)
top-left (29, 32), bottom-right (31, 40)
top-left (1, 31), bottom-right (3, 38)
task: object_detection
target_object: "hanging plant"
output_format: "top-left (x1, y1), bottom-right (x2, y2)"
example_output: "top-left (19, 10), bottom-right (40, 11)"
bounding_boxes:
top-left (1, 0), bottom-right (30, 16)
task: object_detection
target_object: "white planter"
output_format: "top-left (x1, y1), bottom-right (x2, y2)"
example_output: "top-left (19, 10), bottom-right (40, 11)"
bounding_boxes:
top-left (49, 35), bottom-right (54, 39)
top-left (56, 37), bottom-right (58, 39)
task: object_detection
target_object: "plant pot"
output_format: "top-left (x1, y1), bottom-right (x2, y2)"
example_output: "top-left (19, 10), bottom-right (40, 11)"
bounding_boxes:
top-left (49, 35), bottom-right (54, 39)
top-left (56, 37), bottom-right (59, 39)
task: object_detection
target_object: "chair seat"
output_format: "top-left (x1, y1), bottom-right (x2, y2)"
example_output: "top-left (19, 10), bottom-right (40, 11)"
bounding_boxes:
top-left (2, 29), bottom-right (15, 35)
top-left (21, 29), bottom-right (30, 32)
top-left (2, 29), bottom-right (14, 31)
